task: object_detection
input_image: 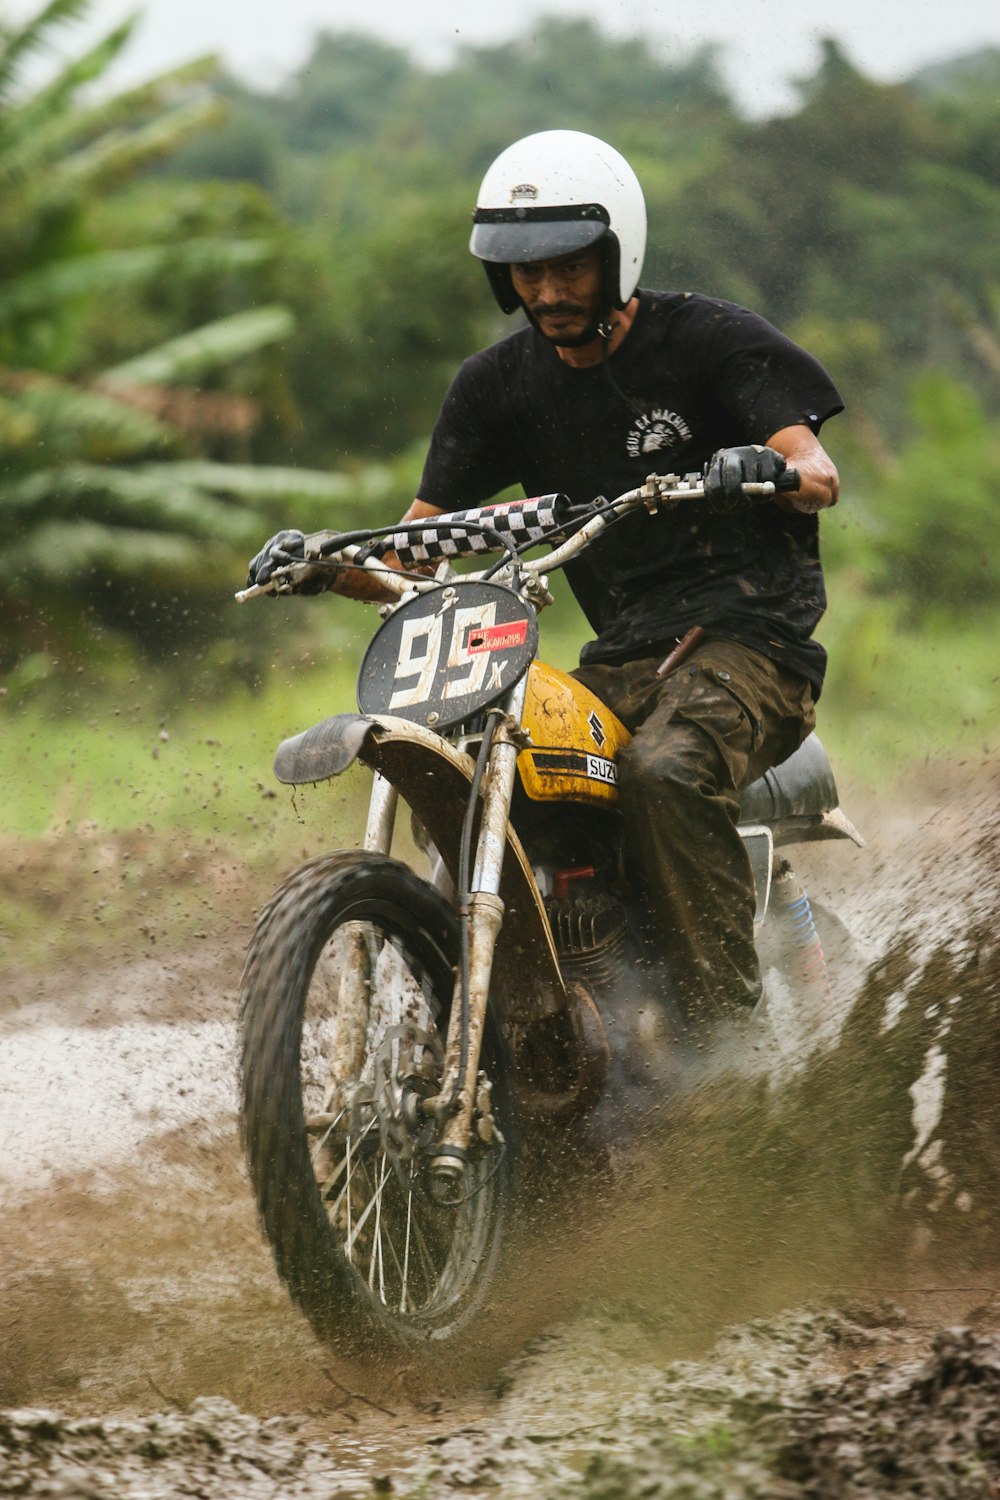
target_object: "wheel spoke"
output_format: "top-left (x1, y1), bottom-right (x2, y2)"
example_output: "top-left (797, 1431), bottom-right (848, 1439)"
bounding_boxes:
top-left (400, 1172), bottom-right (414, 1314)
top-left (368, 1157), bottom-right (390, 1299)
top-left (407, 1201), bottom-right (443, 1291)
top-left (345, 1133), bottom-right (353, 1249)
top-left (320, 1117), bottom-right (453, 1311)
top-left (324, 1112), bottom-right (378, 1212)
top-left (344, 1154), bottom-right (394, 1260)
top-left (362, 1174), bottom-right (410, 1308)
top-left (309, 1105), bottom-right (347, 1160)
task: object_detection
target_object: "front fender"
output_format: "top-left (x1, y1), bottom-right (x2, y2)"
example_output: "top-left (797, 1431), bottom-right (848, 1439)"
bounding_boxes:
top-left (274, 712), bottom-right (378, 784)
top-left (273, 712), bottom-right (565, 1024)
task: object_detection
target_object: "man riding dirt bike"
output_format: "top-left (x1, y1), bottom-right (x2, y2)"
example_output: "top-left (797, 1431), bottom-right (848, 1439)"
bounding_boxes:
top-left (249, 129), bottom-right (843, 1028)
top-left (238, 130), bottom-right (854, 1353)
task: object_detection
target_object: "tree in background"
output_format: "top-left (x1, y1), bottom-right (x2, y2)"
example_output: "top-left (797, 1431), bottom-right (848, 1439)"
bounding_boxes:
top-left (165, 23), bottom-right (1000, 475)
top-left (5, 5), bottom-right (1000, 698)
top-left (164, 20), bottom-right (739, 463)
top-left (0, 0), bottom-right (407, 680)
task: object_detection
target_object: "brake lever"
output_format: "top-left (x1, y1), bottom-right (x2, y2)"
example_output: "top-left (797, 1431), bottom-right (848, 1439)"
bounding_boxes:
top-left (235, 559), bottom-right (323, 602)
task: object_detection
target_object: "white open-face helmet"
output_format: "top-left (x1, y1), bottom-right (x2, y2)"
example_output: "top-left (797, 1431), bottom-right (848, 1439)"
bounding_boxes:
top-left (470, 129), bottom-right (647, 315)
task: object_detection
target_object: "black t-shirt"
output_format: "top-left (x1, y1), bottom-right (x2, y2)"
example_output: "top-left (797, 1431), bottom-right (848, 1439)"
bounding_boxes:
top-left (418, 290), bottom-right (844, 692)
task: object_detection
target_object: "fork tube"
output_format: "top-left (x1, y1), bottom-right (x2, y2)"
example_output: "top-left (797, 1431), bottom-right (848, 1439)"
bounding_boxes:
top-left (325, 773), bottom-right (395, 1112)
top-left (364, 772), bottom-right (398, 853)
top-left (471, 675), bottom-right (528, 897)
top-left (325, 923), bottom-right (373, 1109)
top-left (435, 677), bottom-right (527, 1167)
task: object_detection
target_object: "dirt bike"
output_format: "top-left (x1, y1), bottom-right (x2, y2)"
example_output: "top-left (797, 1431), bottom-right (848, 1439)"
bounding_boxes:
top-left (236, 471), bottom-right (862, 1355)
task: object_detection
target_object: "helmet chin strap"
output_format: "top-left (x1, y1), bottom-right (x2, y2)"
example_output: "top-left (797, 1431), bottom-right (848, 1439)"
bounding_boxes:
top-left (526, 300), bottom-right (643, 415)
top-left (600, 319), bottom-right (646, 416)
top-left (525, 303), bottom-right (642, 415)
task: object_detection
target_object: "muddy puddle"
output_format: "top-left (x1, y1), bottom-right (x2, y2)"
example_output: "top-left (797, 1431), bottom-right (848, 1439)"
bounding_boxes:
top-left (1, 763), bottom-right (998, 1496)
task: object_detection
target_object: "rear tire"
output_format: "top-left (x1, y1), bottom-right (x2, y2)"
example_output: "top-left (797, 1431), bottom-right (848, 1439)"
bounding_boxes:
top-left (239, 851), bottom-right (516, 1354)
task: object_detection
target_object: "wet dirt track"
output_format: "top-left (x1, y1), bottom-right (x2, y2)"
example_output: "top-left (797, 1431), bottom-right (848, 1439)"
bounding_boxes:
top-left (1, 763), bottom-right (999, 1497)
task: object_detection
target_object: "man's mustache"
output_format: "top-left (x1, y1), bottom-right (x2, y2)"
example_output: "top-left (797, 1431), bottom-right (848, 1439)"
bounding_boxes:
top-left (530, 301), bottom-right (585, 319)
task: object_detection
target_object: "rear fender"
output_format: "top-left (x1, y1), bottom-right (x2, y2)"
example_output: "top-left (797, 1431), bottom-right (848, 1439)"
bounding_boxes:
top-left (274, 712), bottom-right (565, 1024)
top-left (738, 733), bottom-right (864, 850)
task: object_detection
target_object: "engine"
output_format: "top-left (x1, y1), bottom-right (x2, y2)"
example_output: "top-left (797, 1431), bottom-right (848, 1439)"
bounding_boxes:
top-left (544, 865), bottom-right (629, 994)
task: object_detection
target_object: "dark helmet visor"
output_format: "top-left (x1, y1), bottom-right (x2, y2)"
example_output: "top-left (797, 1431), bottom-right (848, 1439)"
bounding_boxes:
top-left (470, 203), bottom-right (609, 264)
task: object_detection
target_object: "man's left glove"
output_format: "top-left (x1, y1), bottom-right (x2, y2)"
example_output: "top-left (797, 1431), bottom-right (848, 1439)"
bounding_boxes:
top-left (704, 445), bottom-right (788, 513)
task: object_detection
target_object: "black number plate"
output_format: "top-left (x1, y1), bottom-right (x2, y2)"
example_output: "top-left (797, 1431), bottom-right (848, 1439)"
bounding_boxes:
top-left (357, 580), bottom-right (538, 730)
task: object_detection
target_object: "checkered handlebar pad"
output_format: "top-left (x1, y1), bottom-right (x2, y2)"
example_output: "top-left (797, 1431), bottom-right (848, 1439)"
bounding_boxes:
top-left (363, 494), bottom-right (571, 566)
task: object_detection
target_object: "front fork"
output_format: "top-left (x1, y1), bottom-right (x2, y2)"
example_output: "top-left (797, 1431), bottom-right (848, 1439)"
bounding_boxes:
top-left (361, 681), bottom-right (528, 1194)
top-left (321, 773), bottom-right (401, 1109)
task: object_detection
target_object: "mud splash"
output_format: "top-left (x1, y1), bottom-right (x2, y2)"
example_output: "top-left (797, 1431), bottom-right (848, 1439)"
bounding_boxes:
top-left (0, 1399), bottom-right (380, 1499)
top-left (3, 1312), bottom-right (998, 1497)
top-left (1, 763), bottom-right (999, 1496)
top-left (410, 1309), bottom-right (1000, 1498)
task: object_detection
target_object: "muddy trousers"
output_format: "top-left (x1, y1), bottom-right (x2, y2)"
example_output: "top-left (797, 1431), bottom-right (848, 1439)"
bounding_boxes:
top-left (573, 640), bottom-right (816, 1026)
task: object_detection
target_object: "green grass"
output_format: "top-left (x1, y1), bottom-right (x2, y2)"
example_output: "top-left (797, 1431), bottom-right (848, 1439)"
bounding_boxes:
top-left (0, 589), bottom-right (588, 843)
top-left (816, 584), bottom-right (1000, 781)
top-left (2, 581), bottom-right (997, 972)
top-left (3, 666), bottom-right (356, 843)
top-left (0, 615), bottom-right (373, 972)
top-left (2, 586), bottom-right (997, 848)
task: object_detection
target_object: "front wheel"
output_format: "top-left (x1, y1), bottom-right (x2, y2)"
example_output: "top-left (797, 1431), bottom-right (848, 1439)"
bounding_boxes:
top-left (239, 852), bottom-right (516, 1354)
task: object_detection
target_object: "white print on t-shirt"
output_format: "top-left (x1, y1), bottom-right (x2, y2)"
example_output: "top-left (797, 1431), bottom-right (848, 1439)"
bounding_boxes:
top-left (625, 408), bottom-right (693, 459)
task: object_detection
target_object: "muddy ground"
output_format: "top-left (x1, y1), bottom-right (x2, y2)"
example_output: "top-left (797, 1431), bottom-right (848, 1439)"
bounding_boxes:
top-left (1, 761), bottom-right (999, 1497)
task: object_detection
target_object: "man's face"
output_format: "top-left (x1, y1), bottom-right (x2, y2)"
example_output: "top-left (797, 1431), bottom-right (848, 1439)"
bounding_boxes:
top-left (509, 245), bottom-right (604, 344)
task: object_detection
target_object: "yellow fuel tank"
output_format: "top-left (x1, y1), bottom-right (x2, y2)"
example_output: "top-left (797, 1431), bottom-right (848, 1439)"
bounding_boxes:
top-left (517, 659), bottom-right (631, 805)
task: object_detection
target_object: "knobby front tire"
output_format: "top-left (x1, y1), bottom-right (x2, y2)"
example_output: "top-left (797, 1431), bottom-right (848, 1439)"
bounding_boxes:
top-left (239, 851), bottom-right (517, 1355)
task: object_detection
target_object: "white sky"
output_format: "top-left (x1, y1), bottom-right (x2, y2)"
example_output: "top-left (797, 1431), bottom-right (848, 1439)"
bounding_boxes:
top-left (18, 0), bottom-right (1000, 116)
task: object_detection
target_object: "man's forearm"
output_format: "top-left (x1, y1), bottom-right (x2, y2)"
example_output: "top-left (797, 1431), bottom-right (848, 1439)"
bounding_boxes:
top-left (766, 425), bottom-right (839, 513)
top-left (326, 498), bottom-right (444, 602)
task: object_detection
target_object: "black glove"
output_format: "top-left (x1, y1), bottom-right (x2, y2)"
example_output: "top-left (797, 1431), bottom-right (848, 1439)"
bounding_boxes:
top-left (704, 445), bottom-right (788, 513)
top-left (246, 529), bottom-right (308, 588)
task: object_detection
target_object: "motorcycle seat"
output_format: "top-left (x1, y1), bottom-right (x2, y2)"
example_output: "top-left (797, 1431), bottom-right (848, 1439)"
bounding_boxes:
top-left (738, 732), bottom-right (839, 824)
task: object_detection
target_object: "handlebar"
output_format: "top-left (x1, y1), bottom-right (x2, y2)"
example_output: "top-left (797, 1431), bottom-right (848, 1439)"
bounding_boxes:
top-left (235, 469), bottom-right (799, 603)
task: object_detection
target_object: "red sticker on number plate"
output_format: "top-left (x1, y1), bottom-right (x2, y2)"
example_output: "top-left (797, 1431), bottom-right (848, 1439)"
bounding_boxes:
top-left (466, 619), bottom-right (529, 654)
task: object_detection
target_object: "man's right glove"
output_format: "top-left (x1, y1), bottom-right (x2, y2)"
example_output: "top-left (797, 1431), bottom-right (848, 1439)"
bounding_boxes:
top-left (703, 445), bottom-right (789, 513)
top-left (247, 529), bottom-right (305, 587)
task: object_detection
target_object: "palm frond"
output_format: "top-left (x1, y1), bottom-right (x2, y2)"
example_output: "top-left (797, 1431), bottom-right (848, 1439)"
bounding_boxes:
top-left (0, 239), bottom-right (274, 324)
top-left (4, 516), bottom-right (210, 584)
top-left (151, 460), bottom-right (398, 505)
top-left (0, 368), bottom-right (177, 462)
top-left (54, 96), bottom-right (226, 195)
top-left (86, 384), bottom-right (262, 440)
top-left (99, 306), bottom-right (296, 388)
top-left (0, 53), bottom-right (217, 190)
top-left (0, 3), bottom-right (312, 656)
top-left (0, 0), bottom-right (94, 104)
top-left (0, 391), bottom-right (39, 449)
top-left (57, 54), bottom-right (218, 142)
top-left (3, 463), bottom-right (262, 547)
top-left (0, 17), bottom-right (135, 145)
top-left (137, 459), bottom-right (402, 532)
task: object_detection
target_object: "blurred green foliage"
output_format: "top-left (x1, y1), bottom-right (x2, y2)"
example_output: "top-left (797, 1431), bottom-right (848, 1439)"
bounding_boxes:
top-left (164, 23), bottom-right (1000, 635)
top-left (1, 5), bottom-right (999, 784)
top-left (0, 1), bottom-right (416, 675)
